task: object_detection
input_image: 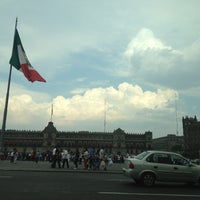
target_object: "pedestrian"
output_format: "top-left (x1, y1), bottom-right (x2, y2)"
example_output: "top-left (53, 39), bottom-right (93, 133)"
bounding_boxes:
top-left (99, 147), bottom-right (104, 160)
top-left (74, 148), bottom-right (80, 169)
top-left (13, 148), bottom-right (18, 164)
top-left (51, 146), bottom-right (56, 168)
top-left (88, 147), bottom-right (95, 169)
top-left (35, 150), bottom-right (40, 163)
top-left (98, 147), bottom-right (104, 169)
top-left (10, 149), bottom-right (15, 163)
top-left (51, 146), bottom-right (61, 168)
top-left (100, 158), bottom-right (106, 170)
top-left (61, 149), bottom-right (69, 168)
top-left (83, 149), bottom-right (89, 169)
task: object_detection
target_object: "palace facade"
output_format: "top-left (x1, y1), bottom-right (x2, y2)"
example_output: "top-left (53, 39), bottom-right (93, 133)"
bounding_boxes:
top-left (2, 121), bottom-right (152, 155)
top-left (152, 134), bottom-right (184, 153)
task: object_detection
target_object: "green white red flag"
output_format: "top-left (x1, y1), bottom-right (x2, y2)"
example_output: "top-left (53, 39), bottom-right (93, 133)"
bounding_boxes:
top-left (9, 28), bottom-right (46, 82)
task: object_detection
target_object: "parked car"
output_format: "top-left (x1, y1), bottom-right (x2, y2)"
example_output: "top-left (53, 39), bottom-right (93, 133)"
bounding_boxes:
top-left (123, 150), bottom-right (200, 186)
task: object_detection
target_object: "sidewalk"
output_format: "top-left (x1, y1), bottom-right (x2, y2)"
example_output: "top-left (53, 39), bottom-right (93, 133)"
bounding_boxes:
top-left (0, 160), bottom-right (126, 174)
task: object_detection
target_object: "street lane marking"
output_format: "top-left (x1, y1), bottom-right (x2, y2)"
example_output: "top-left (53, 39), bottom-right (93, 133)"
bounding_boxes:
top-left (99, 192), bottom-right (200, 198)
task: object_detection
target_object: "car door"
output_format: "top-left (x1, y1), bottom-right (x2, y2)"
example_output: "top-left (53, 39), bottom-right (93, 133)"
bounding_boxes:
top-left (170, 154), bottom-right (196, 182)
top-left (146, 153), bottom-right (175, 181)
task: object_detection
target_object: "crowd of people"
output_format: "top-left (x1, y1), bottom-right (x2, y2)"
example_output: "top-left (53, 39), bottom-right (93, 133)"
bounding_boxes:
top-left (0, 147), bottom-right (125, 170)
top-left (50, 146), bottom-right (118, 170)
top-left (0, 149), bottom-right (51, 162)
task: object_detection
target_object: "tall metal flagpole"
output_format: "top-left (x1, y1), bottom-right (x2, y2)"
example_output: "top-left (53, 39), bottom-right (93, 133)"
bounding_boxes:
top-left (104, 97), bottom-right (107, 133)
top-left (50, 103), bottom-right (53, 122)
top-left (0, 18), bottom-right (18, 150)
top-left (175, 93), bottom-right (179, 136)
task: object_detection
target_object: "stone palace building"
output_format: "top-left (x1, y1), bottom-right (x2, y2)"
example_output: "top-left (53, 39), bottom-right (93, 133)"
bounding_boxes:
top-left (183, 116), bottom-right (200, 158)
top-left (2, 121), bottom-right (152, 155)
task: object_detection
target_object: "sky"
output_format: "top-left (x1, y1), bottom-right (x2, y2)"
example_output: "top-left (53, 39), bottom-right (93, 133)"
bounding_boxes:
top-left (0, 0), bottom-right (200, 138)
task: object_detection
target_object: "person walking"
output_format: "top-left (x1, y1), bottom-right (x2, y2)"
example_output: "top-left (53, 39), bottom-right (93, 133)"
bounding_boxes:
top-left (51, 146), bottom-right (57, 168)
top-left (74, 148), bottom-right (80, 169)
top-left (51, 146), bottom-right (61, 168)
top-left (35, 150), bottom-right (40, 163)
top-left (10, 148), bottom-right (18, 164)
top-left (88, 147), bottom-right (95, 169)
top-left (10, 149), bottom-right (15, 163)
top-left (61, 149), bottom-right (69, 168)
top-left (83, 149), bottom-right (89, 169)
top-left (98, 147), bottom-right (104, 169)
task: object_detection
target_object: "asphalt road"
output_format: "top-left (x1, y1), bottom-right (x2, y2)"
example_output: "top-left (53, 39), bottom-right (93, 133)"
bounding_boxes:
top-left (0, 160), bottom-right (124, 172)
top-left (0, 171), bottom-right (200, 200)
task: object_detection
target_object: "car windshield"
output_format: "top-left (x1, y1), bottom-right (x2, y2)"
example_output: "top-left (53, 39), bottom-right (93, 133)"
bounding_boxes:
top-left (135, 151), bottom-right (150, 160)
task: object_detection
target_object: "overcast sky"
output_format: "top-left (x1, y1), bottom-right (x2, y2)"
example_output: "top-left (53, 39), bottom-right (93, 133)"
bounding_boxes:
top-left (0, 0), bottom-right (200, 138)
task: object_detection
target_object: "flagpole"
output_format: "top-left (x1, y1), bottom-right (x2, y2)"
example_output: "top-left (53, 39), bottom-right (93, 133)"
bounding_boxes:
top-left (104, 97), bottom-right (107, 133)
top-left (50, 103), bottom-right (53, 122)
top-left (0, 18), bottom-right (18, 151)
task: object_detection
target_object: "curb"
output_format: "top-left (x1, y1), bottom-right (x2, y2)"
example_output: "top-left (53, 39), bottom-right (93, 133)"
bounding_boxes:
top-left (0, 168), bottom-right (122, 174)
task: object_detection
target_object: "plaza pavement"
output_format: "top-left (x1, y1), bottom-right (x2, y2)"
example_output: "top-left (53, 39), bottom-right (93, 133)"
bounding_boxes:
top-left (0, 160), bottom-right (126, 174)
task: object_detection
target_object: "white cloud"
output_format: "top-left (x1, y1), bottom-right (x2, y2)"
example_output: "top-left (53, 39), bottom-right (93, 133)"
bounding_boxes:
top-left (117, 28), bottom-right (200, 91)
top-left (0, 82), bottom-right (177, 132)
top-left (124, 28), bottom-right (172, 59)
top-left (52, 82), bottom-right (177, 124)
top-left (0, 94), bottom-right (50, 130)
top-left (0, 82), bottom-right (52, 129)
top-left (123, 28), bottom-right (182, 74)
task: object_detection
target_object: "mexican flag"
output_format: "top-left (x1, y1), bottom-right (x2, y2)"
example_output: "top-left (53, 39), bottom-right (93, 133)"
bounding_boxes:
top-left (9, 29), bottom-right (46, 82)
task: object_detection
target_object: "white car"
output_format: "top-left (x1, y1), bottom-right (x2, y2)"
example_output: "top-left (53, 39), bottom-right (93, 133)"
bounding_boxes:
top-left (123, 150), bottom-right (200, 186)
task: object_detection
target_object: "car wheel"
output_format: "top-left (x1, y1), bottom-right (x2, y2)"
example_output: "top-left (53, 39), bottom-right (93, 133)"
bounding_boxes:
top-left (141, 173), bottom-right (155, 187)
